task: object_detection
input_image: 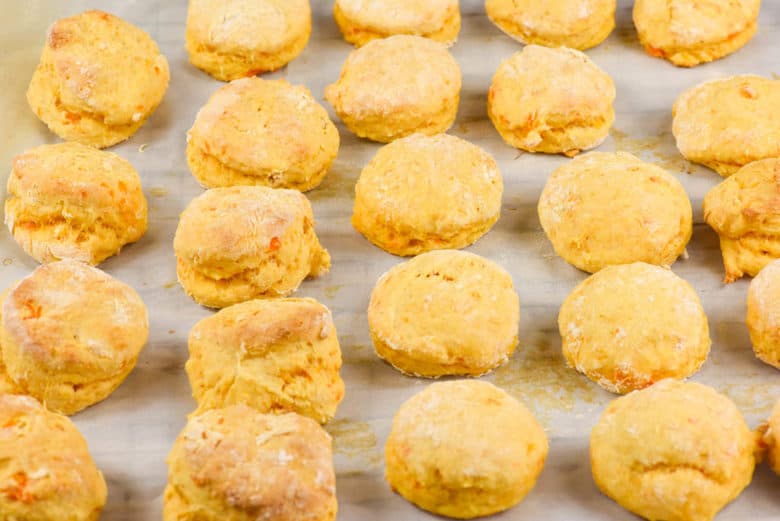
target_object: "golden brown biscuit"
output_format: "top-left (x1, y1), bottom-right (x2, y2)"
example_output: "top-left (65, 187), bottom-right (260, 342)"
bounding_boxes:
top-left (352, 133), bottom-right (502, 256)
top-left (334, 0), bottom-right (461, 47)
top-left (761, 399), bottom-right (780, 475)
top-left (368, 250), bottom-right (519, 377)
top-left (488, 45), bottom-right (615, 156)
top-left (185, 0), bottom-right (311, 81)
top-left (26, 10), bottom-right (170, 148)
top-left (385, 380), bottom-right (547, 518)
top-left (673, 75), bottom-right (780, 176)
top-left (164, 405), bottom-right (337, 521)
top-left (703, 158), bottom-right (780, 282)
top-left (0, 394), bottom-right (107, 520)
top-left (186, 78), bottom-right (339, 191)
top-left (485, 0), bottom-right (616, 50)
top-left (5, 142), bottom-right (148, 265)
top-left (633, 0), bottom-right (760, 67)
top-left (174, 186), bottom-right (330, 309)
top-left (538, 152), bottom-right (693, 273)
top-left (559, 262), bottom-right (710, 393)
top-left (591, 379), bottom-right (756, 521)
top-left (0, 260), bottom-right (148, 415)
top-left (746, 259), bottom-right (780, 369)
top-left (186, 298), bottom-right (344, 423)
top-left (325, 35), bottom-right (461, 143)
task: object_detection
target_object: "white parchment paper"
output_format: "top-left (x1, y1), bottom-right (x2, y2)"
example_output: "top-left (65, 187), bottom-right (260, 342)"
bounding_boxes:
top-left (1, 1), bottom-right (780, 519)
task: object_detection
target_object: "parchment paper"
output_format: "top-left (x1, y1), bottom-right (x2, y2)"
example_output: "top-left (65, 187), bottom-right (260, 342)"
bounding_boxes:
top-left (2, 1), bottom-right (780, 519)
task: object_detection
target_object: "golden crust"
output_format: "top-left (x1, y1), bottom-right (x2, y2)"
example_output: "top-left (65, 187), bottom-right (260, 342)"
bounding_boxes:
top-left (186, 298), bottom-right (344, 423)
top-left (324, 35), bottom-right (461, 143)
top-left (173, 186), bottom-right (330, 308)
top-left (368, 250), bottom-right (519, 377)
top-left (352, 133), bottom-right (502, 256)
top-left (187, 78), bottom-right (339, 191)
top-left (485, 0), bottom-right (616, 50)
top-left (26, 10), bottom-right (169, 148)
top-left (0, 394), bottom-right (107, 520)
top-left (385, 380), bottom-right (547, 518)
top-left (633, 0), bottom-right (760, 67)
top-left (164, 406), bottom-right (336, 521)
top-left (0, 260), bottom-right (148, 415)
top-left (185, 0), bottom-right (311, 81)
top-left (5, 142), bottom-right (147, 265)
top-left (333, 0), bottom-right (461, 47)
top-left (559, 262), bottom-right (710, 394)
top-left (591, 380), bottom-right (756, 521)
top-left (673, 75), bottom-right (780, 176)
top-left (703, 159), bottom-right (780, 282)
top-left (746, 259), bottom-right (780, 369)
top-left (488, 45), bottom-right (615, 156)
top-left (537, 152), bottom-right (692, 273)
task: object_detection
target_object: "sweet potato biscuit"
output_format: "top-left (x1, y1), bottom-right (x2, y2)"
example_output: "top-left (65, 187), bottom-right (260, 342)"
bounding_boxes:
top-left (352, 133), bottom-right (502, 256)
top-left (187, 78), bottom-right (339, 191)
top-left (334, 0), bottom-right (461, 46)
top-left (186, 298), bottom-right (344, 423)
top-left (633, 0), bottom-right (760, 67)
top-left (186, 0), bottom-right (311, 81)
top-left (746, 259), bottom-right (780, 369)
top-left (385, 380), bottom-right (547, 518)
top-left (26, 10), bottom-right (169, 148)
top-left (488, 45), bottom-right (615, 156)
top-left (5, 142), bottom-right (147, 265)
top-left (0, 260), bottom-right (148, 415)
top-left (174, 186), bottom-right (330, 309)
top-left (703, 158), bottom-right (780, 282)
top-left (164, 406), bottom-right (337, 521)
top-left (559, 262), bottom-right (710, 394)
top-left (0, 394), bottom-right (107, 521)
top-left (485, 0), bottom-right (616, 50)
top-left (368, 250), bottom-right (519, 377)
top-left (761, 399), bottom-right (780, 475)
top-left (673, 75), bottom-right (780, 176)
top-left (591, 380), bottom-right (756, 521)
top-left (325, 35), bottom-right (461, 143)
top-left (538, 152), bottom-right (692, 273)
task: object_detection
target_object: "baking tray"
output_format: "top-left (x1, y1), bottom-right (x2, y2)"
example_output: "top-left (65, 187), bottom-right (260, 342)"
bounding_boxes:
top-left (1, 1), bottom-right (780, 519)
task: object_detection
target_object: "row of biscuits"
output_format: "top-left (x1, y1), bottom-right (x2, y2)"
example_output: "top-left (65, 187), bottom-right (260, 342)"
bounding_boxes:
top-left (5, 2), bottom-right (780, 521)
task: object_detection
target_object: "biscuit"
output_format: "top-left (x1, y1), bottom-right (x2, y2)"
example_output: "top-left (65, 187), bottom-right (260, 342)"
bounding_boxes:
top-left (703, 158), bottom-right (780, 282)
top-left (185, 0), bottom-right (311, 81)
top-left (164, 405), bottom-right (337, 521)
top-left (591, 379), bottom-right (756, 521)
top-left (186, 298), bottom-right (344, 423)
top-left (325, 35), bottom-right (461, 143)
top-left (368, 250), bottom-right (519, 377)
top-left (334, 0), bottom-right (461, 47)
top-left (5, 142), bottom-right (148, 265)
top-left (485, 0), bottom-right (616, 50)
top-left (187, 78), bottom-right (339, 191)
top-left (352, 133), bottom-right (502, 256)
top-left (559, 262), bottom-right (710, 394)
top-left (0, 394), bottom-right (107, 521)
top-left (174, 186), bottom-right (330, 309)
top-left (673, 75), bottom-right (780, 176)
top-left (538, 152), bottom-right (692, 273)
top-left (488, 45), bottom-right (615, 156)
top-left (0, 260), bottom-right (148, 415)
top-left (26, 10), bottom-right (169, 148)
top-left (385, 380), bottom-right (547, 518)
top-left (633, 0), bottom-right (760, 67)
top-left (746, 259), bottom-right (780, 369)
top-left (761, 399), bottom-right (780, 475)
